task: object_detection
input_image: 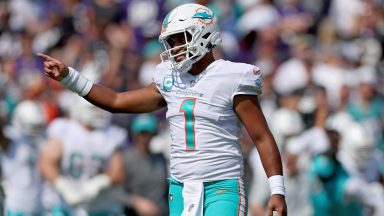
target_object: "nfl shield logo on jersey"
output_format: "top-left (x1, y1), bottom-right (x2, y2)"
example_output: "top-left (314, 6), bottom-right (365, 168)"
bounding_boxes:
top-left (163, 76), bottom-right (173, 91)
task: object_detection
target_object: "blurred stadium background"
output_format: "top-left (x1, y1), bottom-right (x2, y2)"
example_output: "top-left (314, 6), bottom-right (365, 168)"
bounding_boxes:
top-left (0, 0), bottom-right (383, 215)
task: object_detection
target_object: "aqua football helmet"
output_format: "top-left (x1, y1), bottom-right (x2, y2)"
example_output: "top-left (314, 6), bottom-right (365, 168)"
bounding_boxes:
top-left (159, 3), bottom-right (222, 73)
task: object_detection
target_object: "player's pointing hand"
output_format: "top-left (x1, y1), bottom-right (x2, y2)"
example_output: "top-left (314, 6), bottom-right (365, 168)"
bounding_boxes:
top-left (37, 53), bottom-right (69, 81)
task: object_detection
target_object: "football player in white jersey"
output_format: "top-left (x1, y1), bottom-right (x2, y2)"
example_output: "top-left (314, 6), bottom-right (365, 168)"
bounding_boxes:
top-left (39, 98), bottom-right (126, 216)
top-left (38, 3), bottom-right (287, 216)
top-left (0, 100), bottom-right (47, 215)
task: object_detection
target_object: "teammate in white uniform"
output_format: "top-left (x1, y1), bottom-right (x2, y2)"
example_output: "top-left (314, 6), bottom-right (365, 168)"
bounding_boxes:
top-left (38, 3), bottom-right (287, 216)
top-left (39, 98), bottom-right (126, 216)
top-left (0, 100), bottom-right (47, 215)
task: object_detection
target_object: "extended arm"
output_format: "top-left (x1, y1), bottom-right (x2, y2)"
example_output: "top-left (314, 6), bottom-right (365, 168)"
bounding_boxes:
top-left (85, 83), bottom-right (166, 113)
top-left (37, 53), bottom-right (166, 113)
top-left (234, 94), bottom-right (287, 216)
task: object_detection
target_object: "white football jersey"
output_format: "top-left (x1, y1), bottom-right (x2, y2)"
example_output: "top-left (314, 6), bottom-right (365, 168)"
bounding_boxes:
top-left (45, 118), bottom-right (126, 213)
top-left (154, 59), bottom-right (262, 182)
top-left (1, 127), bottom-right (42, 214)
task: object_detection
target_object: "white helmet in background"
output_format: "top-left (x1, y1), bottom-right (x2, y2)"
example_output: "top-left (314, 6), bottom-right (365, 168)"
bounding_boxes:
top-left (11, 100), bottom-right (46, 138)
top-left (271, 108), bottom-right (304, 136)
top-left (326, 111), bottom-right (354, 135)
top-left (69, 98), bottom-right (112, 129)
top-left (159, 3), bottom-right (222, 73)
top-left (271, 108), bottom-right (304, 149)
top-left (341, 123), bottom-right (375, 168)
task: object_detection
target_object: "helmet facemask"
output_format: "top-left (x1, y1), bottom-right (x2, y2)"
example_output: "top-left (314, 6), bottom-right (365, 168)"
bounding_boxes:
top-left (160, 29), bottom-right (197, 73)
top-left (160, 26), bottom-right (215, 73)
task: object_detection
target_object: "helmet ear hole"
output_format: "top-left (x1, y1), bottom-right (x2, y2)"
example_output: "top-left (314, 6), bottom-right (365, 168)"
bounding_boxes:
top-left (202, 33), bottom-right (210, 39)
top-left (206, 42), bottom-right (213, 50)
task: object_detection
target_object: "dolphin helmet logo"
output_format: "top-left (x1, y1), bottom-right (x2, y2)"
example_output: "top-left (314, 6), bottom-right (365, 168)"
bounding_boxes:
top-left (192, 8), bottom-right (214, 26)
top-left (192, 11), bottom-right (213, 20)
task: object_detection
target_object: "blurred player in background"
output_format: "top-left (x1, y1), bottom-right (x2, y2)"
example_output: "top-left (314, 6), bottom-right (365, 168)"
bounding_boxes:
top-left (118, 113), bottom-right (169, 216)
top-left (39, 97), bottom-right (126, 216)
top-left (286, 99), bottom-right (384, 216)
top-left (307, 128), bottom-right (364, 216)
top-left (327, 114), bottom-right (384, 216)
top-left (38, 3), bottom-right (287, 216)
top-left (0, 100), bottom-right (47, 215)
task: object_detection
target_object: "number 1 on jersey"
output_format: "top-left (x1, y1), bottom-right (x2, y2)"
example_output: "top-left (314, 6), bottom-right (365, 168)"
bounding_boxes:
top-left (180, 98), bottom-right (196, 150)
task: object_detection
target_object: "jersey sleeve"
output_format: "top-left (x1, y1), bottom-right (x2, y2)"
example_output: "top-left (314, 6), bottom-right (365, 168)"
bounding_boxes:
top-left (153, 63), bottom-right (162, 90)
top-left (46, 118), bottom-right (68, 139)
top-left (233, 66), bottom-right (263, 97)
top-left (105, 125), bottom-right (127, 151)
top-left (153, 62), bottom-right (172, 93)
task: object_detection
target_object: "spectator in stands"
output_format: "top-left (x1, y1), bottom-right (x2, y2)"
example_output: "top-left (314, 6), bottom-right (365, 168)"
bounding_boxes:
top-left (119, 113), bottom-right (169, 216)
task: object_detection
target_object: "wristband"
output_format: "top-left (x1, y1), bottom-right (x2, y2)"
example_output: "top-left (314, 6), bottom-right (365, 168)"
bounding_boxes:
top-left (268, 175), bottom-right (286, 196)
top-left (60, 67), bottom-right (93, 96)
